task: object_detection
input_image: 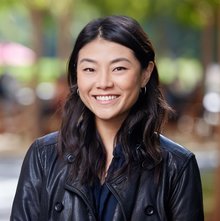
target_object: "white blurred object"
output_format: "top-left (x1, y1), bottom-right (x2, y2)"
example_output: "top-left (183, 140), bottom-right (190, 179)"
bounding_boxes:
top-left (36, 82), bottom-right (55, 100)
top-left (205, 64), bottom-right (220, 93)
top-left (203, 92), bottom-right (220, 113)
top-left (16, 87), bottom-right (35, 106)
top-left (203, 64), bottom-right (220, 124)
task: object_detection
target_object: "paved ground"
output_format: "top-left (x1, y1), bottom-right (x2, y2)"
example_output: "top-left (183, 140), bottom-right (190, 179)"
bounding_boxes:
top-left (0, 133), bottom-right (29, 221)
top-left (0, 156), bottom-right (23, 221)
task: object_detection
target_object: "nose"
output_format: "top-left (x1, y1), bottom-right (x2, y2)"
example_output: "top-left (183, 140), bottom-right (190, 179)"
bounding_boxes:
top-left (96, 70), bottom-right (113, 89)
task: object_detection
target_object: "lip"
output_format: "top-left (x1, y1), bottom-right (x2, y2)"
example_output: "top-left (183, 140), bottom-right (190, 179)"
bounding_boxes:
top-left (92, 94), bottom-right (120, 104)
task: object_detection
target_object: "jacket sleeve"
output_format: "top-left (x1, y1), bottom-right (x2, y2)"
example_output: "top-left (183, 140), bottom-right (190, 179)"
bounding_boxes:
top-left (168, 155), bottom-right (204, 221)
top-left (10, 139), bottom-right (44, 221)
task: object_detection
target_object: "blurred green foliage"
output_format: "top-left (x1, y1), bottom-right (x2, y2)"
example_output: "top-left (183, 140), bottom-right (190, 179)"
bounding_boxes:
top-left (0, 58), bottom-right (65, 83)
top-left (201, 171), bottom-right (215, 220)
top-left (158, 58), bottom-right (202, 92)
top-left (0, 0), bottom-right (218, 85)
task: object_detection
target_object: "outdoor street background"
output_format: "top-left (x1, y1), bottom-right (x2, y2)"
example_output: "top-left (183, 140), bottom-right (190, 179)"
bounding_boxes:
top-left (1, 1), bottom-right (220, 220)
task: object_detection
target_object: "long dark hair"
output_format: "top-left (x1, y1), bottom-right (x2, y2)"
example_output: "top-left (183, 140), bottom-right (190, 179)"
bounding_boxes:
top-left (59, 15), bottom-right (170, 184)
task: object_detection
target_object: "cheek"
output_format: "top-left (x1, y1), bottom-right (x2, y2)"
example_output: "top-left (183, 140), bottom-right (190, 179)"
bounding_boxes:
top-left (121, 76), bottom-right (142, 104)
top-left (119, 75), bottom-right (142, 92)
top-left (77, 76), bottom-right (89, 91)
top-left (77, 81), bottom-right (88, 103)
top-left (77, 78), bottom-right (95, 108)
top-left (77, 80), bottom-right (84, 91)
top-left (77, 85), bottom-right (89, 106)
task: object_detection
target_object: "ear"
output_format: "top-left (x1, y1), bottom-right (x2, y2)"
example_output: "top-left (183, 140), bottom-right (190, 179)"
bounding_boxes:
top-left (141, 61), bottom-right (154, 87)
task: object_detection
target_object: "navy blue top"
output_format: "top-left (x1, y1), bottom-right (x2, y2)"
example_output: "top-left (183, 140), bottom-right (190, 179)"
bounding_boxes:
top-left (92, 144), bottom-right (125, 221)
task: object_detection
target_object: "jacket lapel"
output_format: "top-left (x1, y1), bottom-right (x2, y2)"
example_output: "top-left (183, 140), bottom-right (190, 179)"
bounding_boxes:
top-left (106, 164), bottom-right (142, 221)
top-left (64, 178), bottom-right (97, 219)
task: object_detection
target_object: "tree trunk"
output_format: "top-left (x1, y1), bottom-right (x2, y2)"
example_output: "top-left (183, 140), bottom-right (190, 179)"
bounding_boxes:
top-left (201, 19), bottom-right (214, 72)
top-left (57, 12), bottom-right (73, 60)
top-left (29, 8), bottom-right (45, 59)
top-left (27, 8), bottom-right (47, 138)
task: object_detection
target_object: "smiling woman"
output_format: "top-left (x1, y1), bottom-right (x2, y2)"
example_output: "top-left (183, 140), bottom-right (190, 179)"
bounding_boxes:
top-left (77, 38), bottom-right (151, 126)
top-left (11, 15), bottom-right (204, 221)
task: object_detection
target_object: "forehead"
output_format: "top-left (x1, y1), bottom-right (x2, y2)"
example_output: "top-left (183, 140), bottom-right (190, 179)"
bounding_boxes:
top-left (77, 38), bottom-right (136, 62)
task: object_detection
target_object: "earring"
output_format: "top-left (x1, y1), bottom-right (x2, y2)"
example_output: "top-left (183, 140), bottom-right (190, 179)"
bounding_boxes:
top-left (141, 86), bottom-right (147, 94)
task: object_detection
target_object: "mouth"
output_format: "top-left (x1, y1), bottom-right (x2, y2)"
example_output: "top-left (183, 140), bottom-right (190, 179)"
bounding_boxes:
top-left (94, 95), bottom-right (119, 102)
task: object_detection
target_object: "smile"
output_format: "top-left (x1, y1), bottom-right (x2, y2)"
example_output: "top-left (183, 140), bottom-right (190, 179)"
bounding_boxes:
top-left (95, 95), bottom-right (118, 101)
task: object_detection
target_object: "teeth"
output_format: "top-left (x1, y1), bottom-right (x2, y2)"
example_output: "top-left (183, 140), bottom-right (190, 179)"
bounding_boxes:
top-left (96, 95), bottom-right (117, 101)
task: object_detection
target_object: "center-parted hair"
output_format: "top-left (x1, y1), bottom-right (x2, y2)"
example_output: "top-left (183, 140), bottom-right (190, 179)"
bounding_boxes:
top-left (59, 15), bottom-right (170, 184)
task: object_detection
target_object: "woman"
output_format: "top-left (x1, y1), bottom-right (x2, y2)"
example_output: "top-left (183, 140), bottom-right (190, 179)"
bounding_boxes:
top-left (11, 15), bottom-right (204, 221)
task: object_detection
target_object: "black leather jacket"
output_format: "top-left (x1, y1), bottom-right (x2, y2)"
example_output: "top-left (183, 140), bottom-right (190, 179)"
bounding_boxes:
top-left (11, 132), bottom-right (204, 221)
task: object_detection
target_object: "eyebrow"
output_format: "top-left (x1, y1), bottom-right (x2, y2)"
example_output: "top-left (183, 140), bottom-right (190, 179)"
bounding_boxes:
top-left (78, 57), bottom-right (132, 64)
top-left (79, 58), bottom-right (96, 64)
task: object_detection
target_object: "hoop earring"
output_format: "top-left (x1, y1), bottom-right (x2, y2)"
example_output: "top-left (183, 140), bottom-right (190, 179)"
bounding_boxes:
top-left (141, 86), bottom-right (147, 94)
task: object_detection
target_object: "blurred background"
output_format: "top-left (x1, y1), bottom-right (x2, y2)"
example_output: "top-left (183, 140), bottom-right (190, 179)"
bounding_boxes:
top-left (0, 0), bottom-right (220, 220)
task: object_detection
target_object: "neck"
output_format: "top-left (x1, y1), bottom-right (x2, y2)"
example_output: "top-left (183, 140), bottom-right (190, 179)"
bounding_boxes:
top-left (96, 120), bottom-right (120, 149)
top-left (95, 118), bottom-right (123, 171)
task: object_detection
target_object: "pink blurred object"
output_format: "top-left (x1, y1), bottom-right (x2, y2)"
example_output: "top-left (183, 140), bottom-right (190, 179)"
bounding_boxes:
top-left (0, 42), bottom-right (36, 66)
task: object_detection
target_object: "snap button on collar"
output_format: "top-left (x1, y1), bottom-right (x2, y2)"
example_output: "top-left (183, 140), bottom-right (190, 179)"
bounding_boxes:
top-left (144, 205), bottom-right (155, 216)
top-left (67, 154), bottom-right (74, 163)
top-left (54, 202), bottom-right (64, 212)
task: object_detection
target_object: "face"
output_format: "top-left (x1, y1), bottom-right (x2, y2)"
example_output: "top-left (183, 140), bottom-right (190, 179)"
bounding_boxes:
top-left (76, 38), bottom-right (152, 125)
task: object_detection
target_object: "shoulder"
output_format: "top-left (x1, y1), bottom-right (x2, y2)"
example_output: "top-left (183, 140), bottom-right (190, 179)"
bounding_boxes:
top-left (159, 134), bottom-right (193, 160)
top-left (159, 134), bottom-right (196, 176)
top-left (24, 131), bottom-right (59, 168)
top-left (36, 131), bottom-right (59, 148)
top-left (28, 131), bottom-right (59, 156)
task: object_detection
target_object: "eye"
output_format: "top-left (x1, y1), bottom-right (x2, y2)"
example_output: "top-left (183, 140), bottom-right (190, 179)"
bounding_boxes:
top-left (83, 68), bottom-right (95, 72)
top-left (113, 66), bottom-right (127, 72)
